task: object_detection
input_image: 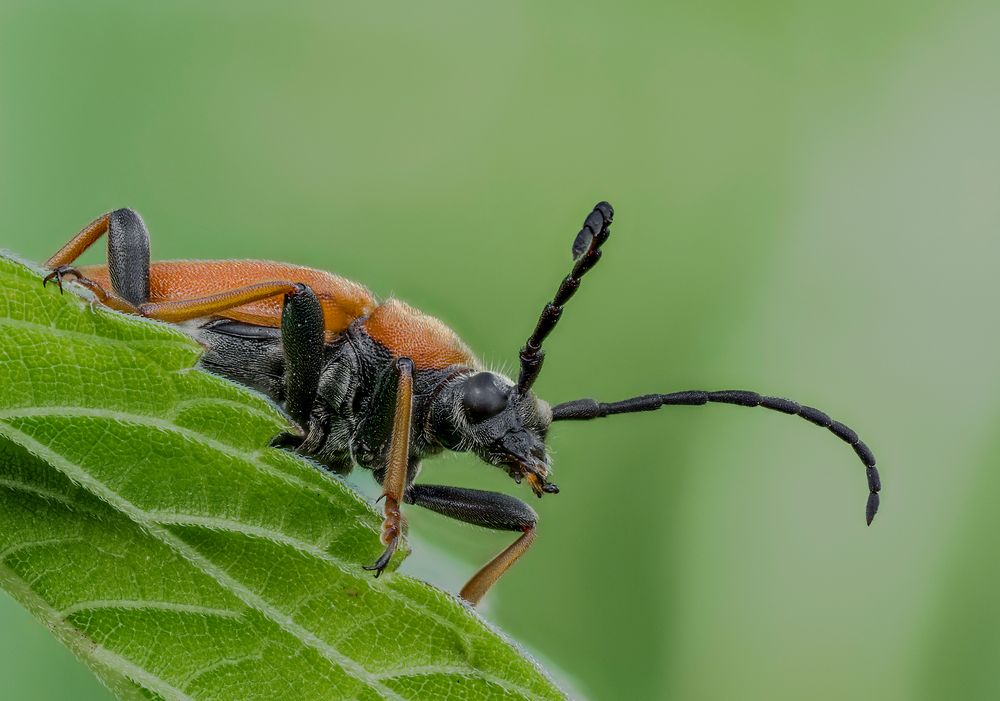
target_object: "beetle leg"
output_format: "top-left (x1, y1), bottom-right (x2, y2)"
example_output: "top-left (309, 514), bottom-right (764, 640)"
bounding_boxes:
top-left (49, 214), bottom-right (328, 450)
top-left (43, 265), bottom-right (139, 314)
top-left (46, 208), bottom-right (151, 308)
top-left (278, 284), bottom-right (326, 429)
top-left (45, 212), bottom-right (111, 269)
top-left (43, 265), bottom-right (86, 294)
top-left (363, 357), bottom-right (414, 577)
top-left (121, 278), bottom-right (338, 429)
top-left (461, 530), bottom-right (536, 606)
top-left (134, 281), bottom-right (300, 323)
top-left (405, 484), bottom-right (538, 605)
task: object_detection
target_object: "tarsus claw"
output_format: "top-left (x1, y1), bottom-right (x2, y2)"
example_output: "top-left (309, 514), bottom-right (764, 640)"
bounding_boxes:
top-left (42, 265), bottom-right (84, 294)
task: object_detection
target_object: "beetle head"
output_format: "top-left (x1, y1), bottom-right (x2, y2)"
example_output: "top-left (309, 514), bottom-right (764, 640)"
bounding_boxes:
top-left (430, 370), bottom-right (557, 497)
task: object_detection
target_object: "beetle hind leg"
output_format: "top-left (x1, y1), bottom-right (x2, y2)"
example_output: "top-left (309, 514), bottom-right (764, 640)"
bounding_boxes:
top-left (45, 212), bottom-right (112, 271)
top-left (45, 208), bottom-right (151, 308)
top-left (48, 213), bottom-right (330, 447)
top-left (43, 265), bottom-right (87, 294)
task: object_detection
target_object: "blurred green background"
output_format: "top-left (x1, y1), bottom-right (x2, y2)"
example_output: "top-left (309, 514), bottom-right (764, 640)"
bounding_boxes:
top-left (1, 1), bottom-right (998, 699)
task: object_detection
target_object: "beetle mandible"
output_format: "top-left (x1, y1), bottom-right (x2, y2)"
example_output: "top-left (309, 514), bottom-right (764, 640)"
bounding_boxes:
top-left (41, 202), bottom-right (881, 605)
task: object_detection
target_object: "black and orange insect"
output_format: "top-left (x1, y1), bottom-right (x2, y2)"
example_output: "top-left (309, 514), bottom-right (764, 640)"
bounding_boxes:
top-left (41, 202), bottom-right (881, 605)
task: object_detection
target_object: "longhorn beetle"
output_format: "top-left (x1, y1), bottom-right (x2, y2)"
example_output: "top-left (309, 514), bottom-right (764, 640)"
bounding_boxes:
top-left (41, 202), bottom-right (881, 605)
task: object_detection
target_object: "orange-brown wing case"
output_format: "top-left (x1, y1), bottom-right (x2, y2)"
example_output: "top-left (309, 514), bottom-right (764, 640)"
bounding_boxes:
top-left (77, 260), bottom-right (376, 334)
top-left (363, 299), bottom-right (479, 370)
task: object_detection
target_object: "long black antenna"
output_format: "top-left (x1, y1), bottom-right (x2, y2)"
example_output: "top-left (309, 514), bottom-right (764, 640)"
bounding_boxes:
top-left (552, 389), bottom-right (881, 525)
top-left (517, 201), bottom-right (614, 393)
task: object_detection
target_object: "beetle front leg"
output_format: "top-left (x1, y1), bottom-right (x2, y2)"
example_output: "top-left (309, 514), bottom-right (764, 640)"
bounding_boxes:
top-left (406, 484), bottom-right (538, 605)
top-left (362, 357), bottom-right (415, 577)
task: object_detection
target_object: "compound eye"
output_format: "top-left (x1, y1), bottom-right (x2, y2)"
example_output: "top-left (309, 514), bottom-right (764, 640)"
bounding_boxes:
top-left (461, 372), bottom-right (510, 423)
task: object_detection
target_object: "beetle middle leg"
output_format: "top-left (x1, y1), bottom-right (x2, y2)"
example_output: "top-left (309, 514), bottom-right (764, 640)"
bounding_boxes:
top-left (362, 357), bottom-right (415, 577)
top-left (405, 484), bottom-right (538, 605)
top-left (275, 284), bottom-right (326, 432)
top-left (137, 283), bottom-right (328, 437)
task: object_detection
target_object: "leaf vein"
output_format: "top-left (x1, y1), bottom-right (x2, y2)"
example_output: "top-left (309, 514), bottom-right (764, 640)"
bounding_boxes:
top-left (0, 561), bottom-right (195, 701)
top-left (0, 424), bottom-right (406, 701)
top-left (0, 535), bottom-right (85, 563)
top-left (58, 599), bottom-right (246, 621)
top-left (373, 665), bottom-right (541, 700)
top-left (0, 407), bottom-right (356, 516)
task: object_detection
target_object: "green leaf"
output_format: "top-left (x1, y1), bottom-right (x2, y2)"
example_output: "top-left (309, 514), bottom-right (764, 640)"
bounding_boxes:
top-left (0, 255), bottom-right (564, 701)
